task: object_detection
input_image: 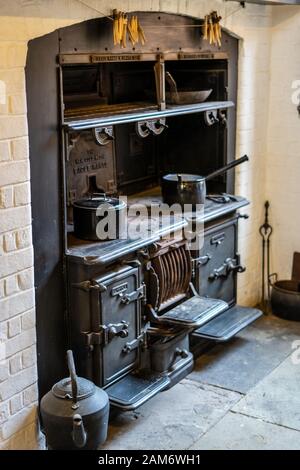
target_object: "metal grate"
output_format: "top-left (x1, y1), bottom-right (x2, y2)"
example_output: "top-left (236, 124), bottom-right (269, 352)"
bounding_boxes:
top-left (148, 240), bottom-right (192, 311)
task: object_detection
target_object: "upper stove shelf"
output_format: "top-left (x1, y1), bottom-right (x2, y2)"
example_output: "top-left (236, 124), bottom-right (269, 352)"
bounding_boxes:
top-left (64, 100), bottom-right (235, 131)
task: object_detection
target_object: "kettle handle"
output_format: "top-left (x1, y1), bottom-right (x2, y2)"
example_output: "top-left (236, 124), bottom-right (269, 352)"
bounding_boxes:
top-left (67, 350), bottom-right (78, 407)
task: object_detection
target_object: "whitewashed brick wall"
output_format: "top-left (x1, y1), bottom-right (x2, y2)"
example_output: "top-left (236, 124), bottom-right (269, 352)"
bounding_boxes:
top-left (266, 7), bottom-right (300, 280)
top-left (0, 0), bottom-right (274, 449)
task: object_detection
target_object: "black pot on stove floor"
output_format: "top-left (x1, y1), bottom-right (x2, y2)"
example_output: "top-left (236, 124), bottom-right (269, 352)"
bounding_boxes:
top-left (270, 276), bottom-right (300, 322)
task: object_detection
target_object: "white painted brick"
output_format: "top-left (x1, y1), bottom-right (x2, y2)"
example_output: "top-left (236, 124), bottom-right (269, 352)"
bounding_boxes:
top-left (0, 102), bottom-right (9, 116)
top-left (0, 320), bottom-right (8, 340)
top-left (0, 279), bottom-right (5, 299)
top-left (4, 275), bottom-right (19, 296)
top-left (10, 137), bottom-right (29, 161)
top-left (0, 362), bottom-right (9, 383)
top-left (0, 206), bottom-right (31, 237)
top-left (0, 43), bottom-right (27, 69)
top-left (0, 140), bottom-right (10, 162)
top-left (16, 227), bottom-right (32, 250)
top-left (0, 69), bottom-right (25, 95)
top-left (0, 365), bottom-right (37, 401)
top-left (2, 420), bottom-right (43, 451)
top-left (21, 309), bottom-right (35, 331)
top-left (8, 316), bottom-right (21, 338)
top-left (1, 406), bottom-right (37, 441)
top-left (0, 186), bottom-right (13, 208)
top-left (17, 268), bottom-right (34, 291)
top-left (0, 115), bottom-right (27, 140)
top-left (0, 246), bottom-right (33, 279)
top-left (23, 384), bottom-right (38, 407)
top-left (14, 182), bottom-right (31, 206)
top-left (0, 288), bottom-right (35, 322)
top-left (9, 354), bottom-right (22, 375)
top-left (22, 345), bottom-right (36, 369)
top-left (10, 394), bottom-right (23, 415)
top-left (0, 401), bottom-right (9, 425)
top-left (3, 232), bottom-right (17, 252)
top-left (6, 328), bottom-right (36, 358)
top-left (9, 93), bottom-right (27, 115)
top-left (0, 160), bottom-right (29, 187)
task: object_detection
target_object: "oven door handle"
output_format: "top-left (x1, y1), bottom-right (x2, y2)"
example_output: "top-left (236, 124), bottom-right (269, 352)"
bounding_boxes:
top-left (119, 284), bottom-right (146, 305)
top-left (209, 255), bottom-right (246, 281)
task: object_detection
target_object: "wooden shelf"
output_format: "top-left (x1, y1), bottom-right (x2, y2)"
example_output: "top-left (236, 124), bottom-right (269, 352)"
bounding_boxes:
top-left (64, 100), bottom-right (235, 131)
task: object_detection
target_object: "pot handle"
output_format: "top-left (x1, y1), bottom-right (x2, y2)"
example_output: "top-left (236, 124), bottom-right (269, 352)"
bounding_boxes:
top-left (89, 192), bottom-right (108, 200)
top-left (205, 155), bottom-right (249, 182)
top-left (67, 350), bottom-right (78, 408)
top-left (269, 273), bottom-right (278, 287)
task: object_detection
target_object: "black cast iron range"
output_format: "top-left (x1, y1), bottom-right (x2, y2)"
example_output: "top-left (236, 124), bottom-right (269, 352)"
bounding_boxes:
top-left (26, 12), bottom-right (262, 407)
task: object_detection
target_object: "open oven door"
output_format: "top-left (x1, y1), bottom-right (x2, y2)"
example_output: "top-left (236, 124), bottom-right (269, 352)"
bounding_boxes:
top-left (192, 305), bottom-right (262, 343)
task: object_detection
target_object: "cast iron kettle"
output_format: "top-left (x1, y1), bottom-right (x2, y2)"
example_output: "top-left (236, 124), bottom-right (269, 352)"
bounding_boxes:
top-left (40, 350), bottom-right (109, 450)
top-left (162, 155), bottom-right (249, 207)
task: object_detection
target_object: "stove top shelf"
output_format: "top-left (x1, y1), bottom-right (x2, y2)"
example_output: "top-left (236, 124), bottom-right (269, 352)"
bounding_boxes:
top-left (66, 195), bottom-right (249, 266)
top-left (64, 100), bottom-right (235, 131)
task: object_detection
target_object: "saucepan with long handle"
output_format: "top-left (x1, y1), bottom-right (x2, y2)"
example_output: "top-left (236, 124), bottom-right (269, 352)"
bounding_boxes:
top-left (162, 155), bottom-right (249, 207)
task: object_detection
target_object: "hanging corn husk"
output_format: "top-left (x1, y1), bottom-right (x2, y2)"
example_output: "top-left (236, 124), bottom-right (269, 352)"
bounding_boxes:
top-left (202, 11), bottom-right (222, 48)
top-left (203, 15), bottom-right (209, 41)
top-left (112, 10), bottom-right (146, 48)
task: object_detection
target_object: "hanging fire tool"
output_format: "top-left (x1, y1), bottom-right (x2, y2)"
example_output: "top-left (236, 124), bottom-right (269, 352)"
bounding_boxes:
top-left (259, 201), bottom-right (273, 314)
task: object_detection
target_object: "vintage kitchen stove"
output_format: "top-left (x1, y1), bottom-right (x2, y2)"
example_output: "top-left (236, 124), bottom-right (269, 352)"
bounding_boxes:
top-left (26, 12), bottom-right (262, 407)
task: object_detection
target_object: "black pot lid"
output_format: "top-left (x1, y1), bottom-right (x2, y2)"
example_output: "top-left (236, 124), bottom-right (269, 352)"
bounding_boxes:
top-left (52, 377), bottom-right (95, 400)
top-left (163, 174), bottom-right (205, 182)
top-left (73, 195), bottom-right (127, 210)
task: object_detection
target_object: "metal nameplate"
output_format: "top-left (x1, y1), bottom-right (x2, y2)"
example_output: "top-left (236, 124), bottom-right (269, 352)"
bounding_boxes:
top-left (111, 283), bottom-right (129, 297)
top-left (178, 52), bottom-right (228, 60)
top-left (91, 54), bottom-right (142, 63)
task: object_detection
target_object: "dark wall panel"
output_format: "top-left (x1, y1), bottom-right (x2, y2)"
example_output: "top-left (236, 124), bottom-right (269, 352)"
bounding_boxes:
top-left (26, 31), bottom-right (67, 397)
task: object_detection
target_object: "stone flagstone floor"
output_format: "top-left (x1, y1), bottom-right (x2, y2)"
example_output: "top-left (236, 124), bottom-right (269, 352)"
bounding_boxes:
top-left (100, 315), bottom-right (300, 450)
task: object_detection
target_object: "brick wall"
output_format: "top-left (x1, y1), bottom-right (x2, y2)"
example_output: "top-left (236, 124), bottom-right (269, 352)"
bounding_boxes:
top-left (0, 0), bottom-right (274, 449)
top-left (266, 8), bottom-right (300, 280)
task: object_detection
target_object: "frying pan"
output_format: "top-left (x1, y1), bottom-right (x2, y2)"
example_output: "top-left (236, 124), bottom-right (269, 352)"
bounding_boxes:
top-left (162, 155), bottom-right (249, 207)
top-left (165, 71), bottom-right (212, 105)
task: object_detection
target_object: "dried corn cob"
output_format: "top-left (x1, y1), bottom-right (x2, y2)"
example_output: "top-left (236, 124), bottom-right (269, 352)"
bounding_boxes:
top-left (203, 15), bottom-right (208, 40)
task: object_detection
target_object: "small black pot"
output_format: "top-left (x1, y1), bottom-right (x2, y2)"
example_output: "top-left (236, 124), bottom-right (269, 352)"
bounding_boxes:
top-left (73, 194), bottom-right (127, 241)
top-left (161, 156), bottom-right (249, 208)
top-left (162, 174), bottom-right (206, 207)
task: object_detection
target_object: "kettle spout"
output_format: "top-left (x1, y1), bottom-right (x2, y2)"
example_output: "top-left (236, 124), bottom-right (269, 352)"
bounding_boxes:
top-left (72, 414), bottom-right (87, 448)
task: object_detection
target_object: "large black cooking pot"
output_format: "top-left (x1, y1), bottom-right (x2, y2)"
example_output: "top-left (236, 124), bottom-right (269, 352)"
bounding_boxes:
top-left (270, 274), bottom-right (300, 322)
top-left (162, 155), bottom-right (249, 207)
top-left (73, 194), bottom-right (127, 241)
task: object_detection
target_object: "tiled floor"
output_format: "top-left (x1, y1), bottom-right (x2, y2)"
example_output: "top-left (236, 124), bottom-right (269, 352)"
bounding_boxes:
top-left (101, 315), bottom-right (300, 450)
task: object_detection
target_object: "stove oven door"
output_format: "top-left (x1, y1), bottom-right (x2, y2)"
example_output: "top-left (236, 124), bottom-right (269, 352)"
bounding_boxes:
top-left (90, 264), bottom-right (143, 387)
top-left (195, 216), bottom-right (240, 305)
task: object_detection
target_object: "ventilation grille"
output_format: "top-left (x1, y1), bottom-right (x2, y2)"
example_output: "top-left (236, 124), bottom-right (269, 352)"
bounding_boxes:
top-left (148, 240), bottom-right (192, 312)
